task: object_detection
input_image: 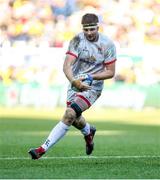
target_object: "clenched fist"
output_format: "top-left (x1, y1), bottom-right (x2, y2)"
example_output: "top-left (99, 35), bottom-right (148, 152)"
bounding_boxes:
top-left (71, 79), bottom-right (91, 92)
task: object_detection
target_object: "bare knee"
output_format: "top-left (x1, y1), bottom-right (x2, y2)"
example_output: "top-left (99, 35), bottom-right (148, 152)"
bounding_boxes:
top-left (72, 116), bottom-right (86, 129)
top-left (62, 108), bottom-right (76, 125)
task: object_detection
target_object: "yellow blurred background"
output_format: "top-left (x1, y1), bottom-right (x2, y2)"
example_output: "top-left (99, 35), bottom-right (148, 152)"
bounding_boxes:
top-left (0, 0), bottom-right (160, 113)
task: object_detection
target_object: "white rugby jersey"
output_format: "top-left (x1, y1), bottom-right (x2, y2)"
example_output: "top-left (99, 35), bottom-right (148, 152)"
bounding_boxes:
top-left (66, 32), bottom-right (117, 91)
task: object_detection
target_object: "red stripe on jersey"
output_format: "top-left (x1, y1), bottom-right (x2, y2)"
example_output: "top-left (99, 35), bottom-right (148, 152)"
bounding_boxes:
top-left (67, 101), bottom-right (71, 107)
top-left (66, 51), bottom-right (78, 58)
top-left (76, 94), bottom-right (91, 107)
top-left (104, 59), bottom-right (116, 65)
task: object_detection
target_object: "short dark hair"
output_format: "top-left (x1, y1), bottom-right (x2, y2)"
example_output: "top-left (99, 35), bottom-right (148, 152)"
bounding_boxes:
top-left (81, 13), bottom-right (99, 27)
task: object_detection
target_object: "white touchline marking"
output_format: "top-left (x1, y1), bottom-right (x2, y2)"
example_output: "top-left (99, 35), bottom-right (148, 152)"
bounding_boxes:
top-left (0, 155), bottom-right (160, 160)
top-left (16, 130), bottom-right (125, 136)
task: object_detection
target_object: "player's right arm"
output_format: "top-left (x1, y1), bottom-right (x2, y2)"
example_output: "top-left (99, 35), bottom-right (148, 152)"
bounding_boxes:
top-left (63, 54), bottom-right (91, 91)
top-left (63, 54), bottom-right (76, 83)
top-left (63, 35), bottom-right (91, 91)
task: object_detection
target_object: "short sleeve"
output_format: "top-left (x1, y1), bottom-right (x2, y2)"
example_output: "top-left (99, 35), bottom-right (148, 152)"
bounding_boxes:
top-left (66, 35), bottom-right (81, 58)
top-left (104, 42), bottom-right (117, 65)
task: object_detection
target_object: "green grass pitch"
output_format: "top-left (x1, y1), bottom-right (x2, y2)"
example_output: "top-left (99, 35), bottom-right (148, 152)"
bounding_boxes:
top-left (0, 108), bottom-right (160, 179)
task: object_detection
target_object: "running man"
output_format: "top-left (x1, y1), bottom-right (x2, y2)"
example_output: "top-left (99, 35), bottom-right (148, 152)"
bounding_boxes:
top-left (28, 13), bottom-right (117, 159)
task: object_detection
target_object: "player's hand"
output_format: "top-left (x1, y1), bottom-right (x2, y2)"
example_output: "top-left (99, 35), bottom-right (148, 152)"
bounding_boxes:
top-left (71, 79), bottom-right (91, 91)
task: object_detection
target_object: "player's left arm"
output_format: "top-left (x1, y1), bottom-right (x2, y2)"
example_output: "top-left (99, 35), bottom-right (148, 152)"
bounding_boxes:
top-left (91, 60), bottom-right (116, 80)
top-left (92, 41), bottom-right (117, 80)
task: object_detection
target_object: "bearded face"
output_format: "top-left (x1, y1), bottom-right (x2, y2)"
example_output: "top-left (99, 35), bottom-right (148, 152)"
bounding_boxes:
top-left (83, 27), bottom-right (99, 42)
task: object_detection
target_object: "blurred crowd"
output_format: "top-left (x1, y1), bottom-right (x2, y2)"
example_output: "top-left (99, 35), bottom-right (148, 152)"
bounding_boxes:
top-left (0, 47), bottom-right (160, 87)
top-left (0, 0), bottom-right (160, 87)
top-left (0, 0), bottom-right (160, 108)
top-left (0, 0), bottom-right (160, 48)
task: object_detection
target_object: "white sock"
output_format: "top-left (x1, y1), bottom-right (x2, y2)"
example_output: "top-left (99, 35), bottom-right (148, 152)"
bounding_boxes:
top-left (41, 121), bottom-right (69, 151)
top-left (81, 123), bottom-right (90, 136)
